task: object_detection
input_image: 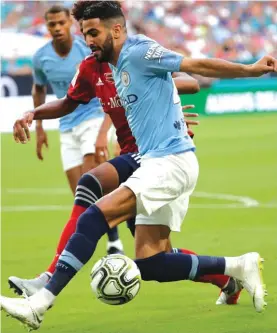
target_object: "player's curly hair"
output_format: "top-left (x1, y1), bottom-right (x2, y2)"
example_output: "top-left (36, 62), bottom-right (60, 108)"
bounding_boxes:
top-left (72, 1), bottom-right (123, 22)
top-left (72, 1), bottom-right (93, 21)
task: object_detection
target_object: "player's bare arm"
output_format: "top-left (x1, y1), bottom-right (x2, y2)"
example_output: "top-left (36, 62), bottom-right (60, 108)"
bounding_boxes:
top-left (180, 55), bottom-right (277, 78)
top-left (95, 113), bottom-right (112, 163)
top-left (32, 84), bottom-right (48, 160)
top-left (13, 97), bottom-right (79, 144)
top-left (172, 73), bottom-right (200, 94)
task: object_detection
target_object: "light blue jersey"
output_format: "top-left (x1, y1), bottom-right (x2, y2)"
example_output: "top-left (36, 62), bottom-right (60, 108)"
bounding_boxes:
top-left (32, 36), bottom-right (103, 132)
top-left (109, 34), bottom-right (195, 158)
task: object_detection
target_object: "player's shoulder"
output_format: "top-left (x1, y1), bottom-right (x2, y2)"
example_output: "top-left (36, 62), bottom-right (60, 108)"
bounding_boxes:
top-left (33, 40), bottom-right (52, 62)
top-left (127, 34), bottom-right (156, 49)
top-left (124, 34), bottom-right (157, 60)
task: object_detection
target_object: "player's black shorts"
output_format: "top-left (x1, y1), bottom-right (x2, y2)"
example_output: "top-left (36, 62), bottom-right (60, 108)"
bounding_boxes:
top-left (108, 152), bottom-right (141, 185)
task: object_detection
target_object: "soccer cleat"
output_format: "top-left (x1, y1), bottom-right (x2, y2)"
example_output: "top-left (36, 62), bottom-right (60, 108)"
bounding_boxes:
top-left (8, 273), bottom-right (51, 297)
top-left (0, 295), bottom-right (43, 330)
top-left (233, 252), bottom-right (267, 312)
top-left (216, 277), bottom-right (243, 305)
top-left (107, 246), bottom-right (124, 255)
top-left (107, 239), bottom-right (124, 255)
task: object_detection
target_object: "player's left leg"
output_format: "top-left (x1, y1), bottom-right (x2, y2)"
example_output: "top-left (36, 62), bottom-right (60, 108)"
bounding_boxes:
top-left (79, 117), bottom-right (124, 255)
top-left (172, 247), bottom-right (243, 305)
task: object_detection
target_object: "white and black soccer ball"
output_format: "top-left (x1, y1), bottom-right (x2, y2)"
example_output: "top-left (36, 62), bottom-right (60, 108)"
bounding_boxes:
top-left (90, 254), bottom-right (141, 305)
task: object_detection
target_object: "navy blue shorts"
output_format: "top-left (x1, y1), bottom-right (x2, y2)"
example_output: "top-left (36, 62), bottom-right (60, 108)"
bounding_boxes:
top-left (108, 152), bottom-right (141, 185)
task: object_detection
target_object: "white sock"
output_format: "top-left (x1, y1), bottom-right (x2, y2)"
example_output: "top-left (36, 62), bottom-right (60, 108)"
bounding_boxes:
top-left (29, 288), bottom-right (56, 313)
top-left (107, 239), bottom-right (123, 251)
top-left (224, 256), bottom-right (241, 278)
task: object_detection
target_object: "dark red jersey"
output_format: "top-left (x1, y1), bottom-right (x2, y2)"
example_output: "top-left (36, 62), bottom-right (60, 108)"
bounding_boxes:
top-left (67, 55), bottom-right (138, 154)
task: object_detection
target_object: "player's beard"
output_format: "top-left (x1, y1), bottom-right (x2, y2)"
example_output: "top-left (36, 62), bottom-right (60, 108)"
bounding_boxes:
top-left (95, 33), bottom-right (114, 63)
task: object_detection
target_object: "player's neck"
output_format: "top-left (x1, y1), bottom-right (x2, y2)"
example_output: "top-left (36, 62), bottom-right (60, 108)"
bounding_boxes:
top-left (52, 35), bottom-right (73, 58)
top-left (109, 35), bottom-right (127, 66)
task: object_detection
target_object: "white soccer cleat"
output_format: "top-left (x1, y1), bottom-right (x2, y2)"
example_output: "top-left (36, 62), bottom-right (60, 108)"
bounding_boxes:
top-left (0, 295), bottom-right (43, 330)
top-left (233, 252), bottom-right (267, 312)
top-left (8, 273), bottom-right (50, 297)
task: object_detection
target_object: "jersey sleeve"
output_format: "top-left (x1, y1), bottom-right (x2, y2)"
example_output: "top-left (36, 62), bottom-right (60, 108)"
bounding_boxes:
top-left (129, 40), bottom-right (184, 74)
top-left (32, 53), bottom-right (47, 86)
top-left (67, 59), bottom-right (96, 104)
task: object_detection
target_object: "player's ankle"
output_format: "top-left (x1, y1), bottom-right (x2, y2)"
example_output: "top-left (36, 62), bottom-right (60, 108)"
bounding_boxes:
top-left (107, 239), bottom-right (123, 251)
top-left (29, 288), bottom-right (56, 312)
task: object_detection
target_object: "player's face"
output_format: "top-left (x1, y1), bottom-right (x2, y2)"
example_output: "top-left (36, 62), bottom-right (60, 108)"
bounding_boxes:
top-left (82, 18), bottom-right (114, 62)
top-left (46, 12), bottom-right (72, 43)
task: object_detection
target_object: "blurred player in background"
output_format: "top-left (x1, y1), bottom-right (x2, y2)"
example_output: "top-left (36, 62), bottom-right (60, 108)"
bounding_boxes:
top-left (32, 5), bottom-right (124, 256)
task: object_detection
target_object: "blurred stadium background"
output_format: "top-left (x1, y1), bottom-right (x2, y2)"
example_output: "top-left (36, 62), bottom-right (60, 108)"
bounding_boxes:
top-left (1, 1), bottom-right (277, 333)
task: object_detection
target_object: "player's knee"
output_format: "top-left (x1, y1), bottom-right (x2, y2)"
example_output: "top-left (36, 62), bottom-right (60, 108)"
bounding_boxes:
top-left (76, 204), bottom-right (108, 241)
top-left (75, 172), bottom-right (103, 206)
top-left (135, 252), bottom-right (166, 282)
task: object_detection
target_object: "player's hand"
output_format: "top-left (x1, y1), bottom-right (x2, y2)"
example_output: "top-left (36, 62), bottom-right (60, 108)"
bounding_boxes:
top-left (248, 55), bottom-right (277, 77)
top-left (36, 126), bottom-right (48, 161)
top-left (95, 132), bottom-right (109, 164)
top-left (182, 105), bottom-right (199, 126)
top-left (13, 112), bottom-right (34, 144)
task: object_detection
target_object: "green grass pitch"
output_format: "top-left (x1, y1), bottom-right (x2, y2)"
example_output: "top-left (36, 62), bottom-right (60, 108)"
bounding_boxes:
top-left (1, 113), bottom-right (277, 333)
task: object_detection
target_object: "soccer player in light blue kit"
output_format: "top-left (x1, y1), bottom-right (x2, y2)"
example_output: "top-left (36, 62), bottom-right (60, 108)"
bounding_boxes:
top-left (33, 5), bottom-right (104, 193)
top-left (2, 1), bottom-right (275, 329)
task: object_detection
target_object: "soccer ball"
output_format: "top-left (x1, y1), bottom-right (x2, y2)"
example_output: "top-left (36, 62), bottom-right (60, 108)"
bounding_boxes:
top-left (90, 254), bottom-right (141, 305)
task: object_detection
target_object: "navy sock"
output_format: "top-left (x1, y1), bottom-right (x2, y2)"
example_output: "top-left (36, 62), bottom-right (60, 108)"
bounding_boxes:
top-left (107, 226), bottom-right (119, 242)
top-left (196, 255), bottom-right (225, 277)
top-left (45, 205), bottom-right (109, 295)
top-left (126, 217), bottom-right (136, 237)
top-left (135, 252), bottom-right (225, 282)
top-left (74, 173), bottom-right (120, 244)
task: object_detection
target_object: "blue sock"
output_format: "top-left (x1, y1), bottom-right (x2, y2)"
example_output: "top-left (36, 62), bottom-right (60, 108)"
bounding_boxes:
top-left (135, 252), bottom-right (225, 282)
top-left (45, 205), bottom-right (109, 295)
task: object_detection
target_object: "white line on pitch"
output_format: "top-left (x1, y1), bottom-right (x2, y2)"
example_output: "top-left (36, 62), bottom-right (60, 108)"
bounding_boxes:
top-left (5, 188), bottom-right (260, 207)
top-left (1, 203), bottom-right (277, 213)
top-left (6, 188), bottom-right (70, 194)
top-left (193, 191), bottom-right (259, 207)
top-left (1, 205), bottom-right (72, 212)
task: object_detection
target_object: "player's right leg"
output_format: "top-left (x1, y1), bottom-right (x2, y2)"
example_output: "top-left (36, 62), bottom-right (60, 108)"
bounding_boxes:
top-left (1, 185), bottom-right (138, 329)
top-left (8, 153), bottom-right (141, 296)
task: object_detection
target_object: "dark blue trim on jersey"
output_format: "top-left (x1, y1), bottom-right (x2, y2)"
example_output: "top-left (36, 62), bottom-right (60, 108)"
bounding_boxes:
top-left (108, 153), bottom-right (141, 184)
